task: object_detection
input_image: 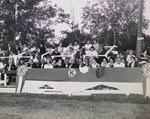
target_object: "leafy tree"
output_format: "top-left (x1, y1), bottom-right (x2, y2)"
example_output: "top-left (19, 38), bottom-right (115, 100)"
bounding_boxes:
top-left (82, 0), bottom-right (149, 50)
top-left (0, 0), bottom-right (69, 47)
top-left (61, 23), bottom-right (92, 47)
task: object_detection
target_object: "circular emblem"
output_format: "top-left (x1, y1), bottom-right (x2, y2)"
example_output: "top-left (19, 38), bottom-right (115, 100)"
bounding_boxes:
top-left (68, 68), bottom-right (77, 78)
top-left (79, 66), bottom-right (89, 74)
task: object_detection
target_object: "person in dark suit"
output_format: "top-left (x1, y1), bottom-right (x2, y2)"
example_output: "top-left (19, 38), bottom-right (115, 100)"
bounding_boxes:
top-left (78, 58), bottom-right (86, 68)
top-left (7, 43), bottom-right (17, 55)
top-left (22, 49), bottom-right (31, 62)
top-left (5, 60), bottom-right (17, 85)
top-left (69, 59), bottom-right (79, 68)
top-left (74, 47), bottom-right (85, 60)
top-left (55, 59), bottom-right (64, 68)
top-left (0, 59), bottom-right (6, 81)
top-left (26, 59), bottom-right (38, 68)
top-left (39, 44), bottom-right (46, 55)
top-left (16, 44), bottom-right (22, 54)
top-left (62, 58), bottom-right (71, 68)
top-left (5, 60), bottom-right (17, 71)
top-left (51, 47), bottom-right (61, 62)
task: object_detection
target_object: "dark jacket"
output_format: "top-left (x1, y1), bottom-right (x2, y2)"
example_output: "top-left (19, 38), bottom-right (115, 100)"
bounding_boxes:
top-left (5, 63), bottom-right (17, 71)
top-left (128, 62), bottom-right (139, 67)
top-left (75, 50), bottom-right (85, 59)
top-left (61, 63), bottom-right (71, 68)
top-left (69, 63), bottom-right (79, 68)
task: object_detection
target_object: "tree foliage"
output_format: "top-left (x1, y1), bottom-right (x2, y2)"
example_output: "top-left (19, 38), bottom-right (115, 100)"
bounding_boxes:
top-left (0, 0), bottom-right (69, 47)
top-left (61, 23), bottom-right (92, 47)
top-left (82, 0), bottom-right (149, 49)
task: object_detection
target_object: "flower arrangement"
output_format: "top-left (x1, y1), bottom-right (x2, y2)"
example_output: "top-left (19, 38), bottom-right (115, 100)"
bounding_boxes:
top-left (95, 65), bottom-right (105, 78)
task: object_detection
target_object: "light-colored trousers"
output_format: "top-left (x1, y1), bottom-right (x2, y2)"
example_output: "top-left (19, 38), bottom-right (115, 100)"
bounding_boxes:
top-left (16, 75), bottom-right (24, 93)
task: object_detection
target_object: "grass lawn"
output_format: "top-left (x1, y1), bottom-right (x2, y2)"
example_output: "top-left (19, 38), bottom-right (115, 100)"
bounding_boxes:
top-left (0, 94), bottom-right (150, 119)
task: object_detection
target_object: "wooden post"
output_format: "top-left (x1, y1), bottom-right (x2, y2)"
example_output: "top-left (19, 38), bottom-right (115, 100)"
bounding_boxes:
top-left (145, 78), bottom-right (150, 97)
top-left (142, 63), bottom-right (150, 97)
top-left (136, 0), bottom-right (144, 58)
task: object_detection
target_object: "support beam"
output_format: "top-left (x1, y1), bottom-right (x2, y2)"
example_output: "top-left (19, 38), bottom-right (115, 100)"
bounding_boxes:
top-left (136, 0), bottom-right (144, 58)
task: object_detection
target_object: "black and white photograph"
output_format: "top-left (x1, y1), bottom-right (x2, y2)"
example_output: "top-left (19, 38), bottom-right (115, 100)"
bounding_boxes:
top-left (0, 0), bottom-right (150, 118)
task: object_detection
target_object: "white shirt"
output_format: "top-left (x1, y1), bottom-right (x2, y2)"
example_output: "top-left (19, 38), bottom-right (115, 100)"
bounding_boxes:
top-left (91, 63), bottom-right (99, 68)
top-left (101, 62), bottom-right (108, 67)
top-left (23, 47), bottom-right (28, 52)
top-left (86, 50), bottom-right (98, 56)
top-left (106, 63), bottom-right (114, 67)
top-left (93, 43), bottom-right (99, 51)
top-left (33, 58), bottom-right (39, 63)
top-left (84, 44), bottom-right (92, 50)
top-left (126, 55), bottom-right (136, 64)
top-left (44, 64), bottom-right (53, 69)
top-left (0, 62), bottom-right (5, 69)
top-left (65, 51), bottom-right (76, 59)
top-left (58, 46), bottom-right (63, 53)
top-left (114, 62), bottom-right (125, 67)
top-left (9, 54), bottom-right (18, 66)
top-left (74, 45), bottom-right (79, 51)
top-left (30, 47), bottom-right (37, 52)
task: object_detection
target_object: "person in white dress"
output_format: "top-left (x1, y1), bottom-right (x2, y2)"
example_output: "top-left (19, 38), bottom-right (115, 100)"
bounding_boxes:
top-left (101, 58), bottom-right (108, 67)
top-left (73, 42), bottom-right (79, 51)
top-left (87, 47), bottom-right (98, 57)
top-left (106, 58), bottom-right (114, 67)
top-left (79, 58), bottom-right (89, 73)
top-left (93, 40), bottom-right (99, 51)
top-left (44, 57), bottom-right (53, 69)
top-left (84, 41), bottom-right (92, 50)
top-left (114, 57), bottom-right (125, 68)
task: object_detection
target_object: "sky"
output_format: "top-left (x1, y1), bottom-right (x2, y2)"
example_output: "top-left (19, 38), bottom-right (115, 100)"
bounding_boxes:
top-left (52, 0), bottom-right (150, 37)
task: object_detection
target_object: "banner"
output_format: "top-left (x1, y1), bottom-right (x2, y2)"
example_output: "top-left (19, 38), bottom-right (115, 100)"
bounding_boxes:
top-left (26, 68), bottom-right (144, 83)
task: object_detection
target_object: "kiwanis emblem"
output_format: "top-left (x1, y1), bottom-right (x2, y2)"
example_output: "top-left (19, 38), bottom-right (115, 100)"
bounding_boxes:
top-left (68, 68), bottom-right (77, 78)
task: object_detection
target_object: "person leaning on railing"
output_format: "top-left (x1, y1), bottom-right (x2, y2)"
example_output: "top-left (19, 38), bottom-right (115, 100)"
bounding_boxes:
top-left (43, 56), bottom-right (54, 69)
